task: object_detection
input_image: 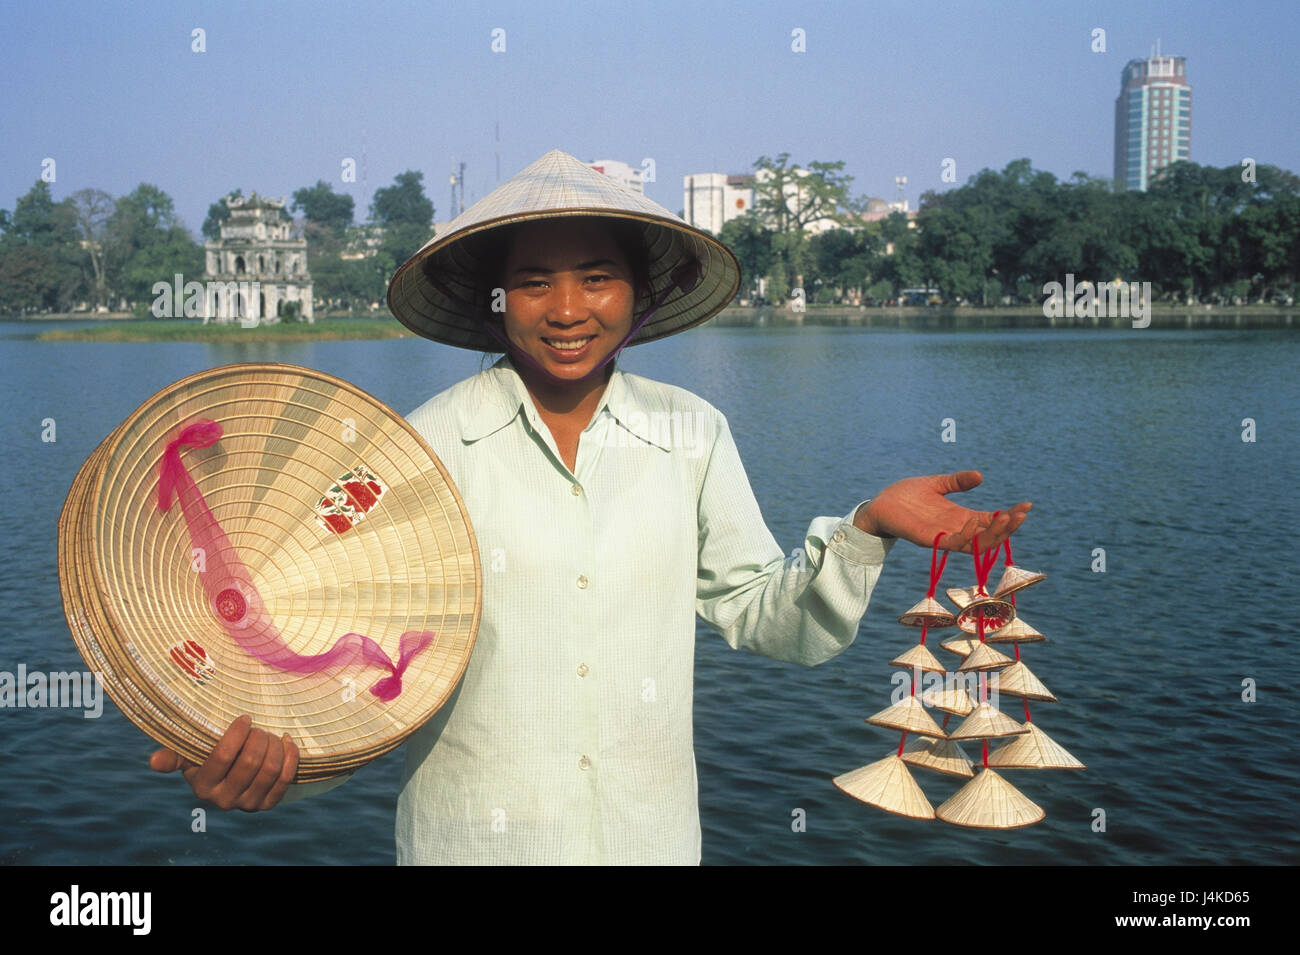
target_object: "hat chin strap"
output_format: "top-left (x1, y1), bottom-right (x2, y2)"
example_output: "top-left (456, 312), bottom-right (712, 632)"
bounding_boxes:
top-left (482, 256), bottom-right (702, 386)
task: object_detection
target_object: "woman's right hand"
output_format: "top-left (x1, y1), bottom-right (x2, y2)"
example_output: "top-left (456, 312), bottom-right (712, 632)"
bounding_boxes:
top-left (149, 714), bottom-right (299, 811)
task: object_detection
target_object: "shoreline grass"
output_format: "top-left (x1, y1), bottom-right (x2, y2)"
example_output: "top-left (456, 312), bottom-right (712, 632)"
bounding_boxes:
top-left (36, 318), bottom-right (414, 342)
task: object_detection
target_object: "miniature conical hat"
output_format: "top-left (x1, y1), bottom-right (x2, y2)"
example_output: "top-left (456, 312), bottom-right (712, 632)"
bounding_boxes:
top-left (920, 682), bottom-right (976, 716)
top-left (940, 635), bottom-right (982, 657)
top-left (935, 768), bottom-right (1045, 828)
top-left (993, 661), bottom-right (1057, 701)
top-left (866, 695), bottom-right (947, 738)
top-left (993, 564), bottom-right (1045, 599)
top-left (949, 702), bottom-right (1027, 740)
top-left (984, 615), bottom-right (1045, 645)
top-left (898, 595), bottom-right (956, 628)
top-left (901, 735), bottom-right (975, 778)
top-left (889, 643), bottom-right (947, 673)
top-left (944, 585), bottom-right (979, 609)
top-left (388, 148), bottom-right (741, 350)
top-left (58, 363), bottom-right (482, 782)
top-left (833, 754), bottom-right (935, 819)
top-left (955, 595), bottom-right (1015, 634)
top-left (957, 642), bottom-right (1014, 672)
top-left (988, 722), bottom-right (1085, 769)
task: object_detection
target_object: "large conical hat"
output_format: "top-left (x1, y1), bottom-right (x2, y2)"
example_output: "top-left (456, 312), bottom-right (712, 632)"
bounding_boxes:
top-left (993, 563), bottom-right (1045, 599)
top-left (984, 615), bottom-right (1045, 645)
top-left (833, 754), bottom-right (936, 819)
top-left (993, 661), bottom-right (1057, 701)
top-left (889, 643), bottom-right (947, 673)
top-left (949, 702), bottom-right (1027, 740)
top-left (988, 722), bottom-right (1085, 769)
top-left (866, 696), bottom-right (947, 738)
top-left (897, 595), bottom-right (956, 628)
top-left (957, 642), bottom-right (1014, 672)
top-left (387, 149), bottom-right (742, 350)
top-left (935, 768), bottom-right (1045, 828)
top-left (57, 363), bottom-right (482, 781)
top-left (900, 736), bottom-right (975, 778)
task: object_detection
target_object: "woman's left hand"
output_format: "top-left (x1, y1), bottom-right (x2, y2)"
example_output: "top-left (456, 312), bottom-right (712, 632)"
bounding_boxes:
top-left (853, 470), bottom-right (1031, 554)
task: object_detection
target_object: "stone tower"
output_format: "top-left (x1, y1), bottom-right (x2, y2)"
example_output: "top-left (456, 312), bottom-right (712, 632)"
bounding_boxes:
top-left (203, 193), bottom-right (313, 323)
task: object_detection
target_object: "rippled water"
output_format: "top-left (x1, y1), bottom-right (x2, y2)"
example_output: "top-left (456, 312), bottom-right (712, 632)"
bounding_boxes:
top-left (1, 321), bottom-right (1296, 865)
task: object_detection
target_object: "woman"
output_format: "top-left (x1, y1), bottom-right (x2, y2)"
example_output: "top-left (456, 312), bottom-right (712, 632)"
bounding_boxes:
top-left (150, 150), bottom-right (1030, 863)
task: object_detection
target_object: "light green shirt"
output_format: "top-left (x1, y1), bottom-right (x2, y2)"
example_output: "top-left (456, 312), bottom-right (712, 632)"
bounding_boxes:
top-left (292, 355), bottom-right (894, 864)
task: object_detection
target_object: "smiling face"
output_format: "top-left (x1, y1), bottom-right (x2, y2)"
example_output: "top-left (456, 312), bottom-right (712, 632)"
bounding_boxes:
top-left (498, 218), bottom-right (638, 389)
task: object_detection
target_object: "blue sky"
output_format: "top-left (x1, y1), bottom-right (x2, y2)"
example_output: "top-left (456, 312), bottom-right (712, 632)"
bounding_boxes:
top-left (3, 0), bottom-right (1297, 234)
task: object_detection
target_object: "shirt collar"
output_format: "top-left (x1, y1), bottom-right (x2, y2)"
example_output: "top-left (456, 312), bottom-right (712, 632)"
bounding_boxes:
top-left (457, 354), bottom-right (672, 451)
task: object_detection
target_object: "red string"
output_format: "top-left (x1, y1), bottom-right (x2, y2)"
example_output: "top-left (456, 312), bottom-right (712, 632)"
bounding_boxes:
top-left (897, 730), bottom-right (907, 757)
top-left (926, 532), bottom-right (949, 596)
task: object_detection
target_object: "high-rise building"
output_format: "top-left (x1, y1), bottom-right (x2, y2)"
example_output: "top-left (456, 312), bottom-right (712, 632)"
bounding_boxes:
top-left (583, 158), bottom-right (644, 194)
top-left (1114, 47), bottom-right (1192, 192)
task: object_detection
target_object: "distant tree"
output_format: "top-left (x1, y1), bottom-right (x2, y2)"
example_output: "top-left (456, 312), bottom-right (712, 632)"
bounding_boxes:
top-left (0, 181), bottom-right (83, 311)
top-left (70, 188), bottom-right (116, 309)
top-left (106, 184), bottom-right (203, 309)
top-left (370, 171), bottom-right (433, 228)
top-left (292, 180), bottom-right (354, 234)
top-left (201, 189), bottom-right (242, 240)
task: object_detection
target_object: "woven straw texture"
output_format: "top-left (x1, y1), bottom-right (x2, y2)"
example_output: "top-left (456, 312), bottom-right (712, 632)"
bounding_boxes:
top-left (57, 363), bottom-right (481, 781)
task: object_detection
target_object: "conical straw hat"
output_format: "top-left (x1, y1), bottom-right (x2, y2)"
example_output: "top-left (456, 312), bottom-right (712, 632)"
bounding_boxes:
top-left (865, 696), bottom-right (947, 738)
top-left (387, 149), bottom-right (742, 350)
top-left (949, 702), bottom-right (1027, 740)
top-left (988, 722), bottom-right (1085, 769)
top-left (898, 595), bottom-right (956, 628)
top-left (900, 735), bottom-right (975, 778)
top-left (944, 585), bottom-right (980, 609)
top-left (935, 768), bottom-right (1045, 828)
top-left (984, 615), bottom-right (1045, 645)
top-left (833, 754), bottom-right (935, 819)
top-left (993, 563), bottom-right (1045, 599)
top-left (940, 635), bottom-right (982, 657)
top-left (920, 682), bottom-right (976, 716)
top-left (993, 661), bottom-right (1057, 702)
top-left (955, 595), bottom-right (1015, 635)
top-left (58, 363), bottom-right (482, 781)
top-left (957, 641), bottom-right (1014, 672)
top-left (889, 643), bottom-right (947, 673)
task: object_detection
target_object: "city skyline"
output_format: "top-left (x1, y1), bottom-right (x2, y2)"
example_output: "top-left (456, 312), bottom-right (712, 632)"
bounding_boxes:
top-left (3, 0), bottom-right (1297, 237)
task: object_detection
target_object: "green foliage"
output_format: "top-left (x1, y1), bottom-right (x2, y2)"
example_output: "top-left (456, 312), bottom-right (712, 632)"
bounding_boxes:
top-left (202, 189), bottom-right (242, 240)
top-left (292, 181), bottom-right (354, 234)
top-left (370, 171), bottom-right (433, 228)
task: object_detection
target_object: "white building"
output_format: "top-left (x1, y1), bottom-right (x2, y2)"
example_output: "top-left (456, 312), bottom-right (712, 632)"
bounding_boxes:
top-left (583, 158), bottom-right (644, 194)
top-left (683, 173), bottom-right (754, 235)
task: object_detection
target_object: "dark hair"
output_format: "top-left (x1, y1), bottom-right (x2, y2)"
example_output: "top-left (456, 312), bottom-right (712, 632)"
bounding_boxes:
top-left (459, 216), bottom-right (654, 360)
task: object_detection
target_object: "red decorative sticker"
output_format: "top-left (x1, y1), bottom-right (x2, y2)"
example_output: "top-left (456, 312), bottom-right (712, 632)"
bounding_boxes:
top-left (315, 465), bottom-right (387, 535)
top-left (170, 640), bottom-right (216, 686)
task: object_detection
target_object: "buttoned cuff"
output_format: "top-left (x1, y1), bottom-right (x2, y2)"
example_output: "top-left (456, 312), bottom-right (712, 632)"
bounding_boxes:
top-left (828, 499), bottom-right (896, 565)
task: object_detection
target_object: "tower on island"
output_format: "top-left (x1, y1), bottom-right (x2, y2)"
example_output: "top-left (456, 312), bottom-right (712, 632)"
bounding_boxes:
top-left (203, 193), bottom-right (313, 323)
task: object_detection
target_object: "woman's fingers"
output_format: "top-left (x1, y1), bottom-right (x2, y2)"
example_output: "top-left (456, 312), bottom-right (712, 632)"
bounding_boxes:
top-left (153, 714), bottom-right (298, 812)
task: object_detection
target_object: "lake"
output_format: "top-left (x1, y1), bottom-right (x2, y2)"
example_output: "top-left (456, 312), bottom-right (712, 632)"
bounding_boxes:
top-left (1, 319), bottom-right (1296, 865)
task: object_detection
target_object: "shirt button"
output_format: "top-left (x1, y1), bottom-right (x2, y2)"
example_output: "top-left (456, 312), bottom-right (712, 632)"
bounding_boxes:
top-left (571, 483), bottom-right (582, 496)
top-left (576, 574), bottom-right (588, 589)
top-left (577, 662), bottom-right (589, 677)
top-left (832, 529), bottom-right (846, 543)
top-left (578, 755), bottom-right (591, 771)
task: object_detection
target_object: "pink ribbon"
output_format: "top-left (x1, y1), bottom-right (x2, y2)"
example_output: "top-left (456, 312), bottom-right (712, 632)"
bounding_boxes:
top-left (157, 419), bottom-right (434, 700)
